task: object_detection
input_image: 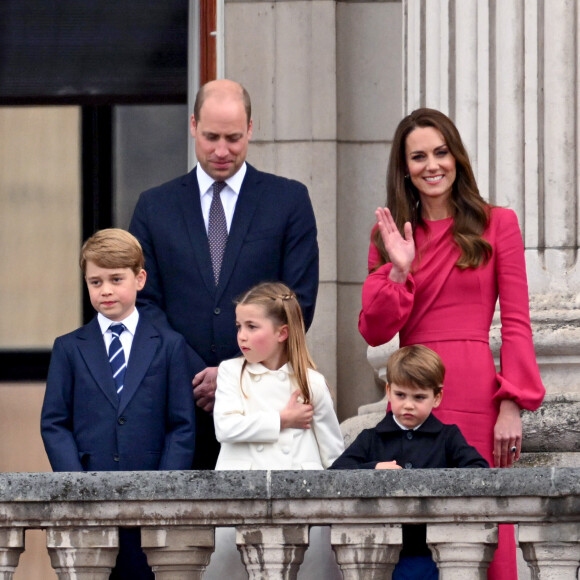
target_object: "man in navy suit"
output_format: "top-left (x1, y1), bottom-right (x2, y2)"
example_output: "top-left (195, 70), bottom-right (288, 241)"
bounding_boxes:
top-left (41, 228), bottom-right (195, 579)
top-left (129, 79), bottom-right (319, 469)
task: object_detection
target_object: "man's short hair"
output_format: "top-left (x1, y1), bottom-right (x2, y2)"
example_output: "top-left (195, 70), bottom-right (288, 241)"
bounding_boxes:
top-left (80, 228), bottom-right (145, 275)
top-left (386, 345), bottom-right (445, 395)
top-left (193, 80), bottom-right (251, 126)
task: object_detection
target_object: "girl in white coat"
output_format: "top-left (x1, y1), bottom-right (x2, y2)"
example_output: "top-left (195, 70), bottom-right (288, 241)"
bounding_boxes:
top-left (214, 281), bottom-right (344, 470)
top-left (206, 282), bottom-right (344, 579)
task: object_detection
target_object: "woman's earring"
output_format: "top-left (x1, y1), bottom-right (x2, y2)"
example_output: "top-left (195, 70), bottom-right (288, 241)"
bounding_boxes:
top-left (404, 174), bottom-right (410, 179)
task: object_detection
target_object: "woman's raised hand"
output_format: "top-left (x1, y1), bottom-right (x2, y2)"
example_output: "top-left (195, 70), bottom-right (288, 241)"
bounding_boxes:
top-left (375, 207), bottom-right (414, 282)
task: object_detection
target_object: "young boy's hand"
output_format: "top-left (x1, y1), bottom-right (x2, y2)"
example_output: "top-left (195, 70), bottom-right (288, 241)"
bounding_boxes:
top-left (375, 460), bottom-right (402, 470)
top-left (280, 390), bottom-right (313, 430)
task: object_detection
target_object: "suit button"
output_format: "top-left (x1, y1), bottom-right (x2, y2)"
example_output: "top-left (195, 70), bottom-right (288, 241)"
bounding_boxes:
top-left (118, 417), bottom-right (126, 425)
top-left (404, 462), bottom-right (413, 469)
top-left (406, 431), bottom-right (413, 440)
top-left (256, 445), bottom-right (264, 452)
top-left (113, 455), bottom-right (120, 462)
top-left (214, 308), bottom-right (221, 315)
top-left (211, 344), bottom-right (217, 352)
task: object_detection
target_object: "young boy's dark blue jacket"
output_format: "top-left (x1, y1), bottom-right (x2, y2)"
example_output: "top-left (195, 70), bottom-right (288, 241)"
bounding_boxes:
top-left (330, 411), bottom-right (489, 470)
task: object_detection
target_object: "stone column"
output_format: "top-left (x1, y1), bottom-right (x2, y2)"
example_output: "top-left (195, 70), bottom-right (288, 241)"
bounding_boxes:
top-left (397, 0), bottom-right (580, 463)
top-left (235, 525), bottom-right (309, 580)
top-left (330, 524), bottom-right (402, 579)
top-left (0, 529), bottom-right (24, 580)
top-left (518, 522), bottom-right (580, 579)
top-left (46, 527), bottom-right (118, 580)
top-left (427, 523), bottom-right (498, 580)
top-left (141, 526), bottom-right (214, 579)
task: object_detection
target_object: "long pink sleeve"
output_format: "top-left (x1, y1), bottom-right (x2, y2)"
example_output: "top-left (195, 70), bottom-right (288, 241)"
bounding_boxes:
top-left (358, 261), bottom-right (415, 347)
top-left (491, 210), bottom-right (545, 410)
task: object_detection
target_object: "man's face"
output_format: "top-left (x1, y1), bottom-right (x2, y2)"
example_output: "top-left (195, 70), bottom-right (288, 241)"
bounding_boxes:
top-left (190, 95), bottom-right (253, 181)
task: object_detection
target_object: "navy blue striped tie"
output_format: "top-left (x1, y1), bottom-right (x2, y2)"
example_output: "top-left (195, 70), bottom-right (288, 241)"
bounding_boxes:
top-left (108, 324), bottom-right (126, 396)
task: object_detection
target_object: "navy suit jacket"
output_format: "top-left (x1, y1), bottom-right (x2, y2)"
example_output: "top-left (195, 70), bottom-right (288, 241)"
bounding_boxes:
top-left (329, 412), bottom-right (489, 470)
top-left (129, 164), bottom-right (319, 467)
top-left (41, 315), bottom-right (195, 472)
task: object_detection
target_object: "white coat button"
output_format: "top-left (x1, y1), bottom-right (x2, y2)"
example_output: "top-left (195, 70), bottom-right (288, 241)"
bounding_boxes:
top-left (281, 446), bottom-right (290, 454)
top-left (253, 375), bottom-right (261, 382)
top-left (278, 371), bottom-right (287, 380)
top-left (256, 445), bottom-right (264, 452)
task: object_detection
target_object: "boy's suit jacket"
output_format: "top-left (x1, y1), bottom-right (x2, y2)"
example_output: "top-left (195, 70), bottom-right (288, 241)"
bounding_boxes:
top-left (329, 412), bottom-right (489, 470)
top-left (41, 315), bottom-right (195, 472)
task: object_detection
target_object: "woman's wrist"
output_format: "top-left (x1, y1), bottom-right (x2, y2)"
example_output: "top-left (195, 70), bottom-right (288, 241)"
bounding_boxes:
top-left (389, 265), bottom-right (409, 283)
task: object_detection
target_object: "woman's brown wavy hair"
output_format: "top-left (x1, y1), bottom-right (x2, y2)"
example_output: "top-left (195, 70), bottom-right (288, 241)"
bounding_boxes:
top-left (372, 108), bottom-right (492, 270)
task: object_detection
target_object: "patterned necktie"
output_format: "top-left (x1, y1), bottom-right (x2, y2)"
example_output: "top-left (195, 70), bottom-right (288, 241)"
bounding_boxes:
top-left (208, 181), bottom-right (228, 285)
top-left (108, 324), bottom-right (126, 396)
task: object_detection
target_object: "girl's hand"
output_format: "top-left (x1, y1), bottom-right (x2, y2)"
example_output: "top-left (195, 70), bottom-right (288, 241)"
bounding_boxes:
top-left (375, 460), bottom-right (402, 470)
top-left (493, 399), bottom-right (522, 467)
top-left (375, 207), bottom-right (414, 282)
top-left (280, 390), bottom-right (313, 430)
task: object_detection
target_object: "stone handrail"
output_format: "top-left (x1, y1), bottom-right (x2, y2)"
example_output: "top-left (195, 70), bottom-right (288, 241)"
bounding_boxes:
top-left (0, 468), bottom-right (578, 579)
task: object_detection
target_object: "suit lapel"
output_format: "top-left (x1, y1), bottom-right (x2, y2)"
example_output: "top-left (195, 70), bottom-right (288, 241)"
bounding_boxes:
top-left (118, 317), bottom-right (159, 414)
top-left (216, 164), bottom-right (263, 301)
top-left (77, 319), bottom-right (118, 410)
top-left (178, 169), bottom-right (216, 295)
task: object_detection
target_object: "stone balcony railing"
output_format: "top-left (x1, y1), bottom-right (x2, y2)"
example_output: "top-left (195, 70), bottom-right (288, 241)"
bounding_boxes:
top-left (0, 468), bottom-right (579, 579)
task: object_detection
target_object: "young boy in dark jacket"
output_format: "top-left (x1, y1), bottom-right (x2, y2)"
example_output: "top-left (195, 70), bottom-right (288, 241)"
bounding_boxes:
top-left (330, 345), bottom-right (488, 579)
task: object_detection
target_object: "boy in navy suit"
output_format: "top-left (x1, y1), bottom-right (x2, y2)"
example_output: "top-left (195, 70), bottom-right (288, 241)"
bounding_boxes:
top-left (330, 345), bottom-right (488, 580)
top-left (41, 228), bottom-right (195, 579)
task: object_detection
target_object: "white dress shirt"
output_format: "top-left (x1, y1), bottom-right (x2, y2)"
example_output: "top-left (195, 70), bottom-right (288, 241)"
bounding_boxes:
top-left (97, 308), bottom-right (140, 362)
top-left (196, 162), bottom-right (247, 233)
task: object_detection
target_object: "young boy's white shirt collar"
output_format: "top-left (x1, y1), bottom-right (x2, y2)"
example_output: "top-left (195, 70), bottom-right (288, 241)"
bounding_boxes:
top-left (197, 162), bottom-right (247, 232)
top-left (393, 413), bottom-right (425, 431)
top-left (97, 308), bottom-right (140, 360)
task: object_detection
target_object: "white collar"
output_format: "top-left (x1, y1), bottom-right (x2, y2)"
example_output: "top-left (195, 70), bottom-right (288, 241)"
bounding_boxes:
top-left (196, 162), bottom-right (247, 196)
top-left (244, 361), bottom-right (293, 375)
top-left (393, 414), bottom-right (425, 431)
top-left (97, 308), bottom-right (140, 336)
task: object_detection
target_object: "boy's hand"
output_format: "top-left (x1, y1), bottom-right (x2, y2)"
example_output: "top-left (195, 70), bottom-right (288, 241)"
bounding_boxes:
top-left (375, 460), bottom-right (402, 470)
top-left (280, 390), bottom-right (313, 430)
top-left (193, 367), bottom-right (218, 412)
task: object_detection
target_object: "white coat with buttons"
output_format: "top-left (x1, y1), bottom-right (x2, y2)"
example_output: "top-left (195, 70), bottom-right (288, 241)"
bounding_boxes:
top-left (214, 357), bottom-right (344, 470)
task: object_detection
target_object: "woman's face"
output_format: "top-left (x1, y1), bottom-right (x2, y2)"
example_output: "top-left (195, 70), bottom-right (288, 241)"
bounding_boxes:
top-left (405, 126), bottom-right (457, 208)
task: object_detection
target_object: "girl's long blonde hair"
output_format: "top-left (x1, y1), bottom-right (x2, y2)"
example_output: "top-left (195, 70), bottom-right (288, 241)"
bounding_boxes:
top-left (236, 282), bottom-right (316, 404)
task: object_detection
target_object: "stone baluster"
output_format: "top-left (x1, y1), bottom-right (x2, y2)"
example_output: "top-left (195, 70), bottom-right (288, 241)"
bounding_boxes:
top-left (46, 527), bottom-right (118, 580)
top-left (330, 524), bottom-right (402, 579)
top-left (140, 525), bottom-right (214, 579)
top-left (0, 529), bottom-right (24, 580)
top-left (427, 523), bottom-right (498, 579)
top-left (518, 522), bottom-right (580, 579)
top-left (235, 525), bottom-right (309, 580)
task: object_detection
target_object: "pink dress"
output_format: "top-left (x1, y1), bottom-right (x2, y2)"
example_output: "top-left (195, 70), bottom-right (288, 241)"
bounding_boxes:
top-left (359, 207), bottom-right (545, 578)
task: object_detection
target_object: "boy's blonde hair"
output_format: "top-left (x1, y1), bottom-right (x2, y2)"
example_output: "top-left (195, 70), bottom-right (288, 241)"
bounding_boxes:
top-left (386, 345), bottom-right (445, 396)
top-left (236, 282), bottom-right (316, 404)
top-left (80, 228), bottom-right (145, 275)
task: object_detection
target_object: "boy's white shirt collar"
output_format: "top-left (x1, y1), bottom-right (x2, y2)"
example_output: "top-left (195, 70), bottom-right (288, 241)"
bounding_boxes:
top-left (97, 308), bottom-right (140, 336)
top-left (392, 413), bottom-right (425, 431)
top-left (196, 162), bottom-right (247, 195)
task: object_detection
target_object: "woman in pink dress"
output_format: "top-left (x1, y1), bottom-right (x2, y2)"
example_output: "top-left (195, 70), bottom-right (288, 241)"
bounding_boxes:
top-left (359, 108), bottom-right (545, 579)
